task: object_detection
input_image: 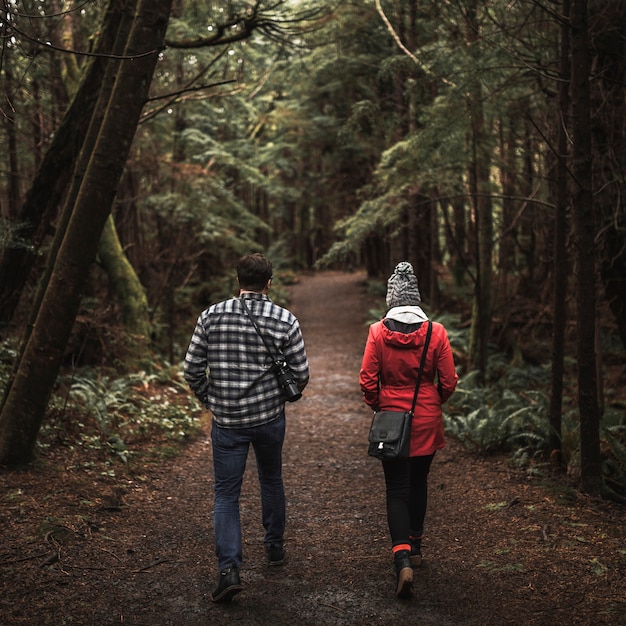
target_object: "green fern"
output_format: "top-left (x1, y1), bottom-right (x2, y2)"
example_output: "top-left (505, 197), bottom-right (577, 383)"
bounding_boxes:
top-left (446, 405), bottom-right (510, 454)
top-left (46, 368), bottom-right (202, 463)
top-left (446, 366), bottom-right (551, 456)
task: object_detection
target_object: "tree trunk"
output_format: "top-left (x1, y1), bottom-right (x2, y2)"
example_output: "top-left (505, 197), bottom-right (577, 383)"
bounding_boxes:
top-left (429, 194), bottom-right (441, 310)
top-left (498, 117), bottom-right (516, 287)
top-left (0, 0), bottom-right (173, 467)
top-left (594, 2), bottom-right (626, 350)
top-left (466, 3), bottom-right (493, 382)
top-left (520, 116), bottom-right (537, 284)
top-left (549, 0), bottom-right (571, 456)
top-left (452, 194), bottom-right (466, 286)
top-left (98, 214), bottom-right (151, 343)
top-left (0, 0), bottom-right (136, 456)
top-left (570, 0), bottom-right (601, 493)
top-left (599, 228), bottom-right (626, 349)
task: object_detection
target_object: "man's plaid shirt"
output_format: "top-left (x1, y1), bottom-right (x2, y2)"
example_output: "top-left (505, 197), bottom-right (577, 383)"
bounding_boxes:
top-left (184, 292), bottom-right (309, 428)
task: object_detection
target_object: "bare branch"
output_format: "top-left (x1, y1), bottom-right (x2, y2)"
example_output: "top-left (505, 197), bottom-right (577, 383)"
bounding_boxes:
top-left (374, 0), bottom-right (456, 89)
top-left (3, 21), bottom-right (160, 60)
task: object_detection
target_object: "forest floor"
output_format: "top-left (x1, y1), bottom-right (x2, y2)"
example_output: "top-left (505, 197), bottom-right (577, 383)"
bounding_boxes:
top-left (1, 270), bottom-right (625, 625)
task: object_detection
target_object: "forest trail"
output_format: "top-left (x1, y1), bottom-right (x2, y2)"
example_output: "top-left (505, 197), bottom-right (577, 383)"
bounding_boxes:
top-left (1, 271), bottom-right (624, 625)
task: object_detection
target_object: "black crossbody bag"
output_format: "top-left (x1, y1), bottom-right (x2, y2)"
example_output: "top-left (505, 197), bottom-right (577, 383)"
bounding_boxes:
top-left (367, 321), bottom-right (432, 460)
top-left (239, 298), bottom-right (302, 402)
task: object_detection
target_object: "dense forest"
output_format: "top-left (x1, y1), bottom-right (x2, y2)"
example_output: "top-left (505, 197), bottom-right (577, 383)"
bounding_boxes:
top-left (0, 1), bottom-right (624, 500)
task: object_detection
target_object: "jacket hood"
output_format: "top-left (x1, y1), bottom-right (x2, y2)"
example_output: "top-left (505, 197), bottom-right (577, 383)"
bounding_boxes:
top-left (380, 313), bottom-right (430, 349)
top-left (386, 305), bottom-right (428, 323)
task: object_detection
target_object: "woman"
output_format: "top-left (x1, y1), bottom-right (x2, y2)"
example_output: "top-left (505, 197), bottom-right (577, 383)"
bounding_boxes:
top-left (359, 261), bottom-right (458, 598)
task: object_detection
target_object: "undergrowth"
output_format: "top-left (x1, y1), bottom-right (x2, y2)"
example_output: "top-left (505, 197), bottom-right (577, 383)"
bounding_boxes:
top-left (38, 365), bottom-right (204, 475)
top-left (445, 367), bottom-right (552, 461)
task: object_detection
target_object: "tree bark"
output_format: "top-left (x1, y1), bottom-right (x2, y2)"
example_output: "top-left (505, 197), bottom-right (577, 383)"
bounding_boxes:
top-left (570, 0), bottom-right (601, 493)
top-left (465, 2), bottom-right (493, 382)
top-left (98, 214), bottom-right (151, 342)
top-left (0, 0), bottom-right (173, 467)
top-left (498, 117), bottom-right (516, 282)
top-left (593, 2), bottom-right (626, 350)
top-left (549, 0), bottom-right (571, 456)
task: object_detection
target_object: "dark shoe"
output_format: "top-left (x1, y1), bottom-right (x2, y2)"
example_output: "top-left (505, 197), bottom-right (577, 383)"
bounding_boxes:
top-left (266, 544), bottom-right (285, 566)
top-left (394, 550), bottom-right (414, 599)
top-left (410, 537), bottom-right (422, 568)
top-left (210, 565), bottom-right (243, 603)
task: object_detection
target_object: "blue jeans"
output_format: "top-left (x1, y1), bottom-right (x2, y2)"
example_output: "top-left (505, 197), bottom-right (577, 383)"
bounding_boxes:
top-left (211, 414), bottom-right (286, 570)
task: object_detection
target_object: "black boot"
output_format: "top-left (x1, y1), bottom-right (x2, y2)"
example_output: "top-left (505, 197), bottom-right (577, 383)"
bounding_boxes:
top-left (394, 550), bottom-right (414, 599)
top-left (409, 536), bottom-right (422, 568)
top-left (210, 565), bottom-right (243, 603)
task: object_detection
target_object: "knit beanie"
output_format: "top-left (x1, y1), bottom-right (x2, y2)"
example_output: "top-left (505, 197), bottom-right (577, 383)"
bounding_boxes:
top-left (385, 261), bottom-right (421, 308)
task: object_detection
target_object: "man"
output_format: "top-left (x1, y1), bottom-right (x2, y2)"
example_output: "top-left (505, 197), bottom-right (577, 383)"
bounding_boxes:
top-left (184, 253), bottom-right (309, 603)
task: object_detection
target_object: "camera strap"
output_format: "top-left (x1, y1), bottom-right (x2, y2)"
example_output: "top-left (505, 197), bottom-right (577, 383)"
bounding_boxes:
top-left (239, 297), bottom-right (281, 364)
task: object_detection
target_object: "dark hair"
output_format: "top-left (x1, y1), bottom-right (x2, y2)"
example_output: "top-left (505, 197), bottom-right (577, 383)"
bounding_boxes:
top-left (237, 253), bottom-right (273, 291)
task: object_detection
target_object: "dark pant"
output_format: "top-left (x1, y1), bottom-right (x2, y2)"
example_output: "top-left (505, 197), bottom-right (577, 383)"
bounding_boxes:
top-left (211, 414), bottom-right (286, 570)
top-left (382, 453), bottom-right (435, 546)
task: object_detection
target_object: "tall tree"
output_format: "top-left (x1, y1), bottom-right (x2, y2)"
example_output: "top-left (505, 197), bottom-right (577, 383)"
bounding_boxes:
top-left (593, 1), bottom-right (626, 350)
top-left (570, 0), bottom-right (601, 492)
top-left (549, 0), bottom-right (571, 457)
top-left (0, 0), bottom-right (174, 467)
top-left (464, 1), bottom-right (493, 380)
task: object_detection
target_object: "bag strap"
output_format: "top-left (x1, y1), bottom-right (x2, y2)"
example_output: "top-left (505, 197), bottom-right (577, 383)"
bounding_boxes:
top-left (239, 297), bottom-right (280, 363)
top-left (408, 321), bottom-right (433, 416)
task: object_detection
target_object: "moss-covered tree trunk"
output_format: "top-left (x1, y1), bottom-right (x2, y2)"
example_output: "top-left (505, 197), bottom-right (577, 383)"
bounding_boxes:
top-left (0, 0), bottom-right (173, 467)
top-left (98, 214), bottom-right (152, 352)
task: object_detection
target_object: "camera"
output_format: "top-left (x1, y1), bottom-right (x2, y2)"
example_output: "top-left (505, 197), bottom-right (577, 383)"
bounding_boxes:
top-left (274, 361), bottom-right (302, 402)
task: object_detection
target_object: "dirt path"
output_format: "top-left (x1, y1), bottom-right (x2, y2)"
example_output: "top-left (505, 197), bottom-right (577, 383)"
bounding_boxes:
top-left (1, 271), bottom-right (624, 625)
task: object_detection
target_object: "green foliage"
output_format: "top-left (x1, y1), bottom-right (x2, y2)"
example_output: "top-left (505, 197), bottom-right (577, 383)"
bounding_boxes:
top-left (446, 384), bottom-right (551, 457)
top-left (447, 353), bottom-right (625, 497)
top-left (0, 338), bottom-right (18, 403)
top-left (41, 368), bottom-right (203, 467)
top-left (446, 354), bottom-right (552, 457)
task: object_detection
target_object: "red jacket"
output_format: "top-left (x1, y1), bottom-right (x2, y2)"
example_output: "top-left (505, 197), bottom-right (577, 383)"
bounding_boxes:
top-left (360, 318), bottom-right (458, 456)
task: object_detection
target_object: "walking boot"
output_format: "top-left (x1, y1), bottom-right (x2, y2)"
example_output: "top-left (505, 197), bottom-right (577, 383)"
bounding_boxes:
top-left (265, 543), bottom-right (285, 566)
top-left (394, 550), bottom-right (414, 599)
top-left (210, 565), bottom-right (243, 603)
top-left (409, 536), bottom-right (422, 568)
